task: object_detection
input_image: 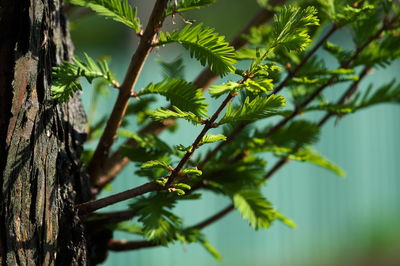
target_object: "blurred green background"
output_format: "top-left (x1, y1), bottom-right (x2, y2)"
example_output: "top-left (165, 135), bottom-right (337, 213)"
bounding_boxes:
top-left (69, 0), bottom-right (400, 265)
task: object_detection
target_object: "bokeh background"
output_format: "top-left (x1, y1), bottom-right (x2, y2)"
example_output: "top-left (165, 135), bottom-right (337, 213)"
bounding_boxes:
top-left (69, 0), bottom-right (400, 265)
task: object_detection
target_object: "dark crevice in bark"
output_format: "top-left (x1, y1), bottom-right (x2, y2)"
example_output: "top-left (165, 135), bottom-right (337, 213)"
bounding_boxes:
top-left (0, 0), bottom-right (104, 264)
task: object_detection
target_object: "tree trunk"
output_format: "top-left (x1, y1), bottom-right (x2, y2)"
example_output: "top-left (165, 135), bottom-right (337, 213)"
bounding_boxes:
top-left (0, 0), bottom-right (98, 265)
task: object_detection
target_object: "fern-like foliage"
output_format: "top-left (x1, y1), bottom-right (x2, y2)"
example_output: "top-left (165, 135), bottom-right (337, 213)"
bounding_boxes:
top-left (270, 146), bottom-right (345, 177)
top-left (352, 81), bottom-right (400, 111)
top-left (219, 95), bottom-right (286, 124)
top-left (166, 0), bottom-right (217, 15)
top-left (138, 78), bottom-right (208, 116)
top-left (199, 134), bottom-right (227, 146)
top-left (150, 106), bottom-right (204, 125)
top-left (51, 53), bottom-right (118, 102)
top-left (158, 23), bottom-right (237, 76)
top-left (68, 0), bottom-right (140, 32)
top-left (209, 81), bottom-right (242, 98)
top-left (272, 5), bottom-right (319, 52)
top-left (130, 193), bottom-right (182, 244)
top-left (261, 120), bottom-right (320, 149)
top-left (232, 190), bottom-right (275, 229)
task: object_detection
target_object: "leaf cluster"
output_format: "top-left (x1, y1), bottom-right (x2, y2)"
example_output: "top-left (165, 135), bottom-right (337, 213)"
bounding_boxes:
top-left (51, 53), bottom-right (118, 102)
top-left (158, 23), bottom-right (237, 76)
top-left (68, 0), bottom-right (140, 31)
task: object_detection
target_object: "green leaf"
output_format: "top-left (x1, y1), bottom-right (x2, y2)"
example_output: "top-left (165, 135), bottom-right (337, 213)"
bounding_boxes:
top-left (175, 183), bottom-right (192, 190)
top-left (181, 168), bottom-right (202, 177)
top-left (233, 190), bottom-right (275, 229)
top-left (150, 106), bottom-right (204, 125)
top-left (289, 147), bottom-right (346, 177)
top-left (201, 154), bottom-right (266, 195)
top-left (274, 211), bottom-right (297, 229)
top-left (335, 3), bottom-right (375, 27)
top-left (272, 5), bottom-right (319, 52)
top-left (51, 53), bottom-right (118, 102)
top-left (209, 81), bottom-right (242, 98)
top-left (304, 104), bottom-right (354, 114)
top-left (199, 134), bottom-right (227, 146)
top-left (352, 81), bottom-right (400, 111)
top-left (243, 78), bottom-right (274, 94)
top-left (219, 95), bottom-right (286, 124)
top-left (67, 0), bottom-right (140, 31)
top-left (252, 120), bottom-right (320, 150)
top-left (138, 78), bottom-right (208, 116)
top-left (199, 239), bottom-right (222, 260)
top-left (130, 194), bottom-right (182, 244)
top-left (158, 23), bottom-right (237, 76)
top-left (176, 228), bottom-right (221, 260)
top-left (166, 0), bottom-right (217, 15)
top-left (111, 222), bottom-right (143, 235)
top-left (141, 160), bottom-right (171, 170)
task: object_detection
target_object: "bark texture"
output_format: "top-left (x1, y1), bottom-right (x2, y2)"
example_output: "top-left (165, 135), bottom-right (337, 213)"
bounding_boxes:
top-left (0, 0), bottom-right (95, 265)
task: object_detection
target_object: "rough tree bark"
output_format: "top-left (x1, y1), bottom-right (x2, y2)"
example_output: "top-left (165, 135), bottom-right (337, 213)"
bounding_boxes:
top-left (0, 0), bottom-right (99, 265)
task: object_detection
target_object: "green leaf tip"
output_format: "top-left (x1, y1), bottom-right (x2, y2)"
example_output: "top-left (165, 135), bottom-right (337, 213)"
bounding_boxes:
top-left (139, 78), bottom-right (208, 117)
top-left (166, 0), bottom-right (217, 15)
top-left (219, 95), bottom-right (286, 124)
top-left (233, 190), bottom-right (275, 229)
top-left (199, 134), bottom-right (227, 146)
top-left (158, 23), bottom-right (237, 76)
top-left (51, 53), bottom-right (118, 103)
top-left (67, 0), bottom-right (141, 32)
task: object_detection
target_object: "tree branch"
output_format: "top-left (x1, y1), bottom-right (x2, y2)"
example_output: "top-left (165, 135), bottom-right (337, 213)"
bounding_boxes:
top-left (164, 66), bottom-right (372, 242)
top-left (106, 204), bottom-right (235, 252)
top-left (78, 83), bottom-right (241, 215)
top-left (108, 239), bottom-right (158, 251)
top-left (92, 1), bottom-right (287, 192)
top-left (173, 17), bottom-right (400, 233)
top-left (77, 181), bottom-right (161, 216)
top-left (198, 23), bottom-right (339, 169)
top-left (87, 0), bottom-right (170, 184)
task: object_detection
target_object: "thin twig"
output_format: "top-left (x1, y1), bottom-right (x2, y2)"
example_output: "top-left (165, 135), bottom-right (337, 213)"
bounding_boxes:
top-left (87, 0), bottom-right (170, 184)
top-left (78, 85), bottom-right (240, 215)
top-left (107, 204), bottom-right (235, 252)
top-left (113, 65), bottom-right (371, 250)
top-left (169, 66), bottom-right (372, 239)
top-left (77, 181), bottom-right (161, 216)
top-left (166, 92), bottom-right (235, 185)
top-left (92, 1), bottom-right (287, 192)
top-left (101, 14), bottom-right (397, 255)
top-left (108, 239), bottom-right (158, 251)
top-left (198, 23), bottom-right (339, 169)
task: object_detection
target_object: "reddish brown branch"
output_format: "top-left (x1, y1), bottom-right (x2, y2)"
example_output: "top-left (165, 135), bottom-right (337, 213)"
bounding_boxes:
top-left (92, 1), bottom-right (287, 192)
top-left (108, 239), bottom-right (158, 251)
top-left (77, 181), bottom-right (161, 216)
top-left (87, 0), bottom-right (170, 184)
top-left (197, 23), bottom-right (340, 170)
top-left (102, 14), bottom-right (397, 254)
top-left (78, 88), bottom-right (237, 215)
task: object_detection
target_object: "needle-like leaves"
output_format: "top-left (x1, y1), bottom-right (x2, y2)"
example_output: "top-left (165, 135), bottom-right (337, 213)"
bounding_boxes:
top-left (51, 53), bottom-right (118, 102)
top-left (166, 0), bottom-right (217, 15)
top-left (158, 23), bottom-right (237, 76)
top-left (68, 0), bottom-right (140, 31)
top-left (233, 190), bottom-right (275, 229)
top-left (138, 78), bottom-right (208, 117)
top-left (272, 5), bottom-right (319, 52)
top-left (219, 95), bottom-right (286, 124)
top-left (150, 106), bottom-right (204, 125)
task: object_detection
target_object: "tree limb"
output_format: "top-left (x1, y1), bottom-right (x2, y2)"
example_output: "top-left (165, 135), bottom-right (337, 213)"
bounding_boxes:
top-left (88, 0), bottom-right (170, 185)
top-left (92, 1), bottom-right (287, 192)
